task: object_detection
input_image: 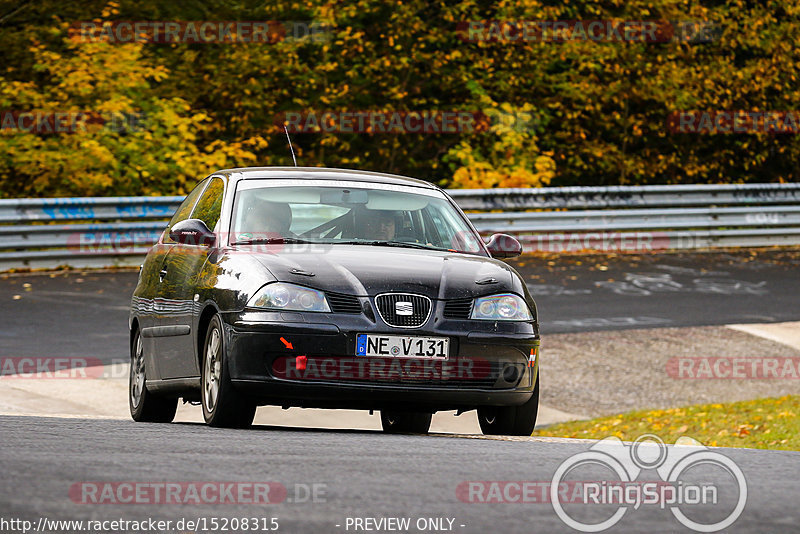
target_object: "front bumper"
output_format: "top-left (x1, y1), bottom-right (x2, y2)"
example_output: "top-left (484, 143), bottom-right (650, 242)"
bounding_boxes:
top-left (222, 309), bottom-right (539, 412)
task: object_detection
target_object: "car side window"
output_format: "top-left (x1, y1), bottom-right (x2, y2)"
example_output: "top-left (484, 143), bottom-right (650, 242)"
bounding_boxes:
top-left (191, 177), bottom-right (225, 232)
top-left (163, 179), bottom-right (208, 244)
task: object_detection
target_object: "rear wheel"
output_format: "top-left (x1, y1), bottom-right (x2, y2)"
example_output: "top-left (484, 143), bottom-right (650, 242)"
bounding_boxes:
top-left (201, 314), bottom-right (256, 428)
top-left (380, 411), bottom-right (432, 434)
top-left (129, 328), bottom-right (178, 423)
top-left (478, 374), bottom-right (539, 436)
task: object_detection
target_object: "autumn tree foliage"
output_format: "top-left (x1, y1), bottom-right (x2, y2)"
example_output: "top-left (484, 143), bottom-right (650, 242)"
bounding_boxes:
top-left (0, 0), bottom-right (797, 197)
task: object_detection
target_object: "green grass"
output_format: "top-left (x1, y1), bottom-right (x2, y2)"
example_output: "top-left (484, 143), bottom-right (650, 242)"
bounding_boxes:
top-left (534, 395), bottom-right (800, 451)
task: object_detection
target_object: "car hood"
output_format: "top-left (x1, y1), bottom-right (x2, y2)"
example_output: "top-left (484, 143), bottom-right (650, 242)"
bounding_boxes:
top-left (247, 245), bottom-right (518, 299)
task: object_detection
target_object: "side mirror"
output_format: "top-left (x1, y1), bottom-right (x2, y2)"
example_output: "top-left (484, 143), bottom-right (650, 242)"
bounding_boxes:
top-left (169, 219), bottom-right (215, 246)
top-left (485, 233), bottom-right (522, 259)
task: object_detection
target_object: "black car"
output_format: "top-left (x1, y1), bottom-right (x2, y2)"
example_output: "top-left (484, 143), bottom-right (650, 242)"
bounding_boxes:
top-left (129, 167), bottom-right (540, 435)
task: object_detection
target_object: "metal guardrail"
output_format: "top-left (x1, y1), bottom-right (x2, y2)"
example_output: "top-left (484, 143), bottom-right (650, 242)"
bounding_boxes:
top-left (468, 206), bottom-right (800, 232)
top-left (449, 183), bottom-right (800, 210)
top-left (1, 183), bottom-right (799, 270)
top-left (0, 195), bottom-right (184, 223)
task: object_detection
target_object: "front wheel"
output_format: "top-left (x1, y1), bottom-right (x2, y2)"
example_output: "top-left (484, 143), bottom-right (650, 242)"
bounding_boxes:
top-left (478, 374), bottom-right (539, 436)
top-left (380, 411), bottom-right (432, 434)
top-left (129, 328), bottom-right (178, 423)
top-left (201, 314), bottom-right (257, 428)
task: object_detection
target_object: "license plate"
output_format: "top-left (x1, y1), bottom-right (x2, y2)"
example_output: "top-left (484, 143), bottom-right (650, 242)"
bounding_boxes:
top-left (356, 334), bottom-right (449, 360)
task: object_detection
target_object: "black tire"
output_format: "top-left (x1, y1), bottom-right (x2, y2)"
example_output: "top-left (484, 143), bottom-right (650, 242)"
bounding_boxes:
top-left (129, 328), bottom-right (178, 423)
top-left (201, 314), bottom-right (256, 428)
top-left (380, 411), bottom-right (433, 434)
top-left (478, 374), bottom-right (539, 436)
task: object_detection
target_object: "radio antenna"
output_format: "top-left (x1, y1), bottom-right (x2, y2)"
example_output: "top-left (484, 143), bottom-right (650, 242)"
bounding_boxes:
top-left (283, 125), bottom-right (298, 167)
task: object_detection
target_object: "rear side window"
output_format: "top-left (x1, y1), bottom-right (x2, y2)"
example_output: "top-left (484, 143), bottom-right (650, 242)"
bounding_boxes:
top-left (191, 177), bottom-right (225, 231)
top-left (163, 179), bottom-right (207, 244)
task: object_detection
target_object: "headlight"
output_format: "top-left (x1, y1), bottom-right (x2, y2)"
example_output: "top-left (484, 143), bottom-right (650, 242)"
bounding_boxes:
top-left (471, 293), bottom-right (532, 321)
top-left (248, 282), bottom-right (330, 312)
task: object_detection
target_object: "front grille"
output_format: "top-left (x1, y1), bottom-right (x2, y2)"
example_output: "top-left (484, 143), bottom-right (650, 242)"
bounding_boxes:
top-left (375, 293), bottom-right (431, 328)
top-left (326, 292), bottom-right (362, 314)
top-left (443, 297), bottom-right (473, 319)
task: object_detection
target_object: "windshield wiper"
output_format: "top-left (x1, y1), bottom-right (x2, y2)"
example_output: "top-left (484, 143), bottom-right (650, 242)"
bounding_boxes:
top-left (233, 237), bottom-right (313, 245)
top-left (338, 240), bottom-right (444, 251)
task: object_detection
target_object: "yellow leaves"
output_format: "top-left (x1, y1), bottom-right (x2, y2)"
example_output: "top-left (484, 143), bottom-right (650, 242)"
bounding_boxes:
top-left (534, 155), bottom-right (555, 174)
top-left (447, 100), bottom-right (555, 189)
top-left (101, 1), bottom-right (121, 18)
top-left (2, 0), bottom-right (796, 195)
top-left (535, 395), bottom-right (799, 451)
top-left (0, 24), bottom-right (255, 197)
top-left (450, 160), bottom-right (554, 190)
top-left (148, 66), bottom-right (170, 83)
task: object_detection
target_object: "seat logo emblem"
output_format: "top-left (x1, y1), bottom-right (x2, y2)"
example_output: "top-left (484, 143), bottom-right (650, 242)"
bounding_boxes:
top-left (395, 301), bottom-right (413, 315)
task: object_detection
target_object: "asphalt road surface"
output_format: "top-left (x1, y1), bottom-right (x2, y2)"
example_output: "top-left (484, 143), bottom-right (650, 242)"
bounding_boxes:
top-left (2, 250), bottom-right (799, 363)
top-left (2, 250), bottom-right (800, 533)
top-left (522, 249), bottom-right (800, 334)
top-left (1, 416), bottom-right (798, 534)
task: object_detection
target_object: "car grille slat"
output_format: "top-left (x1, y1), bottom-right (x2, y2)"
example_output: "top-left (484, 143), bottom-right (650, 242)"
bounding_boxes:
top-left (326, 292), bottom-right (362, 314)
top-left (443, 297), bottom-right (473, 319)
top-left (375, 293), bottom-right (431, 328)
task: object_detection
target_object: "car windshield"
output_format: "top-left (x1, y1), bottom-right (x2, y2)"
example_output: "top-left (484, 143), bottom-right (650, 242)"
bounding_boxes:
top-left (230, 179), bottom-right (485, 254)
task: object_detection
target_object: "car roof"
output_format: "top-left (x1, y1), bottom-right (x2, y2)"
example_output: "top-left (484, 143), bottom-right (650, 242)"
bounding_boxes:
top-left (216, 166), bottom-right (439, 190)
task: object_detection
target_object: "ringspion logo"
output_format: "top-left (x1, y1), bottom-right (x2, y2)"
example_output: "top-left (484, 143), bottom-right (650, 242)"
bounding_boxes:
top-left (550, 435), bottom-right (746, 532)
top-left (459, 435), bottom-right (747, 532)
